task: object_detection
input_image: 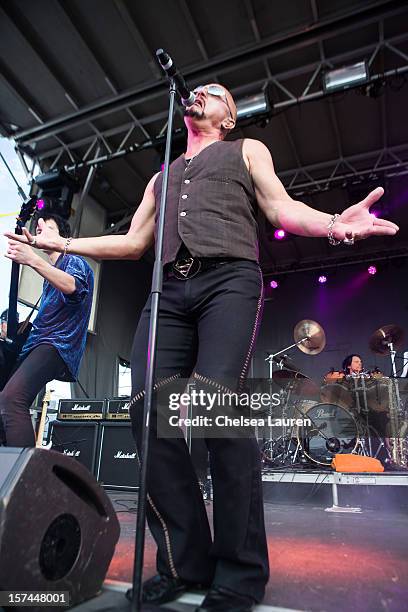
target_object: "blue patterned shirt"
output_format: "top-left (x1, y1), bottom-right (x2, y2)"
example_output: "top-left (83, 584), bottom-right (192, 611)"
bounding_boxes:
top-left (20, 254), bottom-right (94, 381)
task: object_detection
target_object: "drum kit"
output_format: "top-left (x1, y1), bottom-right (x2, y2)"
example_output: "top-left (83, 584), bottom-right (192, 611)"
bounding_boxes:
top-left (261, 321), bottom-right (407, 469)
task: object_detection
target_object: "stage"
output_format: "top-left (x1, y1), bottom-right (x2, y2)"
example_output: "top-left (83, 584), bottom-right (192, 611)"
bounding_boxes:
top-left (73, 472), bottom-right (408, 612)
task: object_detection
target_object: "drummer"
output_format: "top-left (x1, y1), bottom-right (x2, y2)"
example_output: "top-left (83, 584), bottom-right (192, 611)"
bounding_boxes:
top-left (342, 354), bottom-right (364, 376)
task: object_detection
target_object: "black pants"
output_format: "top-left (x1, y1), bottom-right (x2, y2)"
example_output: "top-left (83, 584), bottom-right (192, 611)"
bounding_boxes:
top-left (130, 260), bottom-right (269, 602)
top-left (0, 344), bottom-right (66, 447)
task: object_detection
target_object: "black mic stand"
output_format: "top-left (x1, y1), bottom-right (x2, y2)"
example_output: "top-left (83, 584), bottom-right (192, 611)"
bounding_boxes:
top-left (129, 78), bottom-right (177, 612)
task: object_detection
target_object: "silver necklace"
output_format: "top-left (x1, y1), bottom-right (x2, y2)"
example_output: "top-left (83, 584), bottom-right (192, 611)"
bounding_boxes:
top-left (184, 153), bottom-right (198, 169)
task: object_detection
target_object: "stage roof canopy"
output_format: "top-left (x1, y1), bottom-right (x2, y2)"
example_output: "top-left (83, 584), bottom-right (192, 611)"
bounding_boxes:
top-left (1, 0), bottom-right (408, 273)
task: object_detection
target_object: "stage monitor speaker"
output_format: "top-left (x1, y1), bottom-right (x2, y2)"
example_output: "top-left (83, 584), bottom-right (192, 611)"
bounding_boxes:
top-left (96, 422), bottom-right (139, 490)
top-left (50, 420), bottom-right (99, 474)
top-left (0, 447), bottom-right (120, 610)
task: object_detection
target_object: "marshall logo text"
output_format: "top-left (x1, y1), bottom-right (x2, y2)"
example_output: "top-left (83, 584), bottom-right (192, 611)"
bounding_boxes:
top-left (114, 450), bottom-right (137, 460)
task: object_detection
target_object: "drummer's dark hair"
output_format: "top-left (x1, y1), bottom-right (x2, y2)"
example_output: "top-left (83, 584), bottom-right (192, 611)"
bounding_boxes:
top-left (342, 354), bottom-right (362, 372)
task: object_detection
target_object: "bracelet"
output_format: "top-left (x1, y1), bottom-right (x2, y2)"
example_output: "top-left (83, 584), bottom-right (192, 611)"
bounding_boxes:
top-left (63, 237), bottom-right (72, 257)
top-left (327, 214), bottom-right (341, 246)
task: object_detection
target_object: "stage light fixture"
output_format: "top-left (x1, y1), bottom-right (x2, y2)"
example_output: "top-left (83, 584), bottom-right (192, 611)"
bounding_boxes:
top-left (323, 61), bottom-right (369, 93)
top-left (34, 168), bottom-right (79, 219)
top-left (368, 265), bottom-right (377, 275)
top-left (318, 275), bottom-right (327, 284)
top-left (236, 84), bottom-right (272, 120)
top-left (270, 280), bottom-right (279, 289)
top-left (274, 228), bottom-right (286, 240)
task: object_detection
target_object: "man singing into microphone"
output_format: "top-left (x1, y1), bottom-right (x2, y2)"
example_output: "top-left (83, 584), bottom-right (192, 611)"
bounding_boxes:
top-left (6, 84), bottom-right (398, 611)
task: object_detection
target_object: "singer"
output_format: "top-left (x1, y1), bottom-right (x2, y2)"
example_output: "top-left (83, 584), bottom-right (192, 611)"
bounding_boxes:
top-left (5, 82), bottom-right (398, 610)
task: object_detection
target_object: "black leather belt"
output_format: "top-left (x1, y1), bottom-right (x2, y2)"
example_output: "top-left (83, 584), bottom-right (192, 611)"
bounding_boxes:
top-left (164, 256), bottom-right (236, 280)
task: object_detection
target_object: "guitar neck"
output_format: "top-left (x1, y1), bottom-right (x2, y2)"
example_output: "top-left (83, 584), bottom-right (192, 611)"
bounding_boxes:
top-left (36, 391), bottom-right (51, 448)
top-left (7, 260), bottom-right (20, 340)
top-left (6, 198), bottom-right (37, 342)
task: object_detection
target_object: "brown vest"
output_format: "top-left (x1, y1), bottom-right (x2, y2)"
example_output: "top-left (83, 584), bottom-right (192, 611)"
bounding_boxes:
top-left (153, 139), bottom-right (259, 265)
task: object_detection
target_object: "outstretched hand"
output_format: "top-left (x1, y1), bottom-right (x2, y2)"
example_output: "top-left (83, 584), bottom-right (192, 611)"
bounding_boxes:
top-left (4, 218), bottom-right (64, 252)
top-left (335, 187), bottom-right (398, 242)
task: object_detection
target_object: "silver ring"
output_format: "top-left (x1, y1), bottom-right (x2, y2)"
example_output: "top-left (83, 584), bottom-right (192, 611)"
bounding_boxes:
top-left (343, 236), bottom-right (354, 246)
top-left (29, 237), bottom-right (37, 247)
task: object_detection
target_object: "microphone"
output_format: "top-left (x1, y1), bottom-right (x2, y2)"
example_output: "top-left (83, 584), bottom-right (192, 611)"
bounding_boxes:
top-left (156, 49), bottom-right (195, 106)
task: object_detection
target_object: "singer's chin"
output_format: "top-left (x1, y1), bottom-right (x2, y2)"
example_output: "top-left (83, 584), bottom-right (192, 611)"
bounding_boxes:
top-left (184, 108), bottom-right (203, 119)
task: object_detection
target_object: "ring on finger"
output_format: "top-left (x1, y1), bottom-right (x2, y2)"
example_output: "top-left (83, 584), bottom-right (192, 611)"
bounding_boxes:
top-left (343, 236), bottom-right (354, 246)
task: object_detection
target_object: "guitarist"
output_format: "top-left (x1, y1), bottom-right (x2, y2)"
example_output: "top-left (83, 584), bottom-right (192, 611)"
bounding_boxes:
top-left (0, 213), bottom-right (94, 447)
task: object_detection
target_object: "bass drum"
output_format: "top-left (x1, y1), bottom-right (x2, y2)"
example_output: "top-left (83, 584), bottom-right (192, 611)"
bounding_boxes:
top-left (297, 402), bottom-right (360, 466)
top-left (320, 372), bottom-right (353, 410)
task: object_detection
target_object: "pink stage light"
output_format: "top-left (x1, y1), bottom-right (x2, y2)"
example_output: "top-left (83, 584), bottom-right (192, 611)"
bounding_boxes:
top-left (368, 265), bottom-right (377, 275)
top-left (274, 228), bottom-right (286, 240)
top-left (36, 199), bottom-right (45, 210)
top-left (318, 275), bottom-right (327, 284)
top-left (370, 211), bottom-right (378, 218)
top-left (270, 280), bottom-right (279, 289)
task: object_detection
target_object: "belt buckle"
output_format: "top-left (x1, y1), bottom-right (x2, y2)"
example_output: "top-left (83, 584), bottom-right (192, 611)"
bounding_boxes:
top-left (172, 257), bottom-right (201, 280)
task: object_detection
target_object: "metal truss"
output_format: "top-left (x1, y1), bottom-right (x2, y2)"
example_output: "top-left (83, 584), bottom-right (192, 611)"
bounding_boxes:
top-left (280, 144), bottom-right (408, 195)
top-left (25, 29), bottom-right (408, 178)
top-left (13, 0), bottom-right (408, 155)
top-left (262, 248), bottom-right (408, 277)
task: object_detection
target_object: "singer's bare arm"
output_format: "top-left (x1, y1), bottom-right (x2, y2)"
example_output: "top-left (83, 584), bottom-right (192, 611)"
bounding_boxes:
top-left (5, 174), bottom-right (158, 260)
top-left (243, 139), bottom-right (398, 241)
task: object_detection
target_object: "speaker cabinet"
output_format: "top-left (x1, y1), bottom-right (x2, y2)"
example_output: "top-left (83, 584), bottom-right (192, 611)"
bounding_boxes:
top-left (50, 420), bottom-right (99, 474)
top-left (0, 447), bottom-right (120, 610)
top-left (96, 422), bottom-right (139, 490)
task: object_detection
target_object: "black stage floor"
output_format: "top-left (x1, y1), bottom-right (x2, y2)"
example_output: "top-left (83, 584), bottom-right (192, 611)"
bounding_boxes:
top-left (93, 481), bottom-right (408, 612)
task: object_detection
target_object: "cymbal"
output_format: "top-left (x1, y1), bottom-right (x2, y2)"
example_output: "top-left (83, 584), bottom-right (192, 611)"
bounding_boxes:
top-left (272, 369), bottom-right (320, 397)
top-left (369, 324), bottom-right (405, 355)
top-left (294, 319), bottom-right (326, 355)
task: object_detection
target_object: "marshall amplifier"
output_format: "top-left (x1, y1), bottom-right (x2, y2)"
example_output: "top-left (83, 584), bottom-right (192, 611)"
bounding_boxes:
top-left (96, 422), bottom-right (139, 490)
top-left (57, 398), bottom-right (105, 420)
top-left (49, 420), bottom-right (99, 474)
top-left (105, 396), bottom-right (131, 420)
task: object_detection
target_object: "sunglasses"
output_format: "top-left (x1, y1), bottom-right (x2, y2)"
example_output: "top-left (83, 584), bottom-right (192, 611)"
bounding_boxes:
top-left (193, 85), bottom-right (234, 119)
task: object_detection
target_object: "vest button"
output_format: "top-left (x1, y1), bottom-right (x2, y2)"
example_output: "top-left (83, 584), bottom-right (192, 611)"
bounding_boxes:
top-left (180, 211), bottom-right (187, 217)
top-left (184, 179), bottom-right (190, 184)
top-left (181, 194), bottom-right (188, 199)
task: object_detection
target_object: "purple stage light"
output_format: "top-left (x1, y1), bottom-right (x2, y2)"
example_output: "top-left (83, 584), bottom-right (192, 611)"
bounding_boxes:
top-left (370, 211), bottom-right (378, 218)
top-left (274, 228), bottom-right (286, 240)
top-left (318, 275), bottom-right (327, 284)
top-left (368, 265), bottom-right (377, 275)
top-left (270, 280), bottom-right (279, 289)
top-left (36, 199), bottom-right (45, 210)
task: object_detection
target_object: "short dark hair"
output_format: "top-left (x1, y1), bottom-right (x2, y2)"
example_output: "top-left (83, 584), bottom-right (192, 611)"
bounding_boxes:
top-left (34, 213), bottom-right (71, 238)
top-left (342, 354), bottom-right (362, 372)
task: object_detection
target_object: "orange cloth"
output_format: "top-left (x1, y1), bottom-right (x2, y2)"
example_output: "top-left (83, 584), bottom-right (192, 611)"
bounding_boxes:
top-left (331, 454), bottom-right (384, 472)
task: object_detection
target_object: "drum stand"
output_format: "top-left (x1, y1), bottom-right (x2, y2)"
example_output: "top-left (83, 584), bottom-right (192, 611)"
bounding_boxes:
top-left (386, 342), bottom-right (404, 463)
top-left (350, 374), bottom-right (391, 462)
top-left (350, 375), bottom-right (373, 457)
top-left (263, 340), bottom-right (308, 467)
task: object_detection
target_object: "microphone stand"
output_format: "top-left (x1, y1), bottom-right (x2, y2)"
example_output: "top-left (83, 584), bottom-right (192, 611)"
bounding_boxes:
top-left (129, 78), bottom-right (177, 612)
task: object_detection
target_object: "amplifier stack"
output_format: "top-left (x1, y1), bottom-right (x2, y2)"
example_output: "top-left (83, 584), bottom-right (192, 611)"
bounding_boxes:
top-left (57, 398), bottom-right (105, 420)
top-left (49, 396), bottom-right (138, 489)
